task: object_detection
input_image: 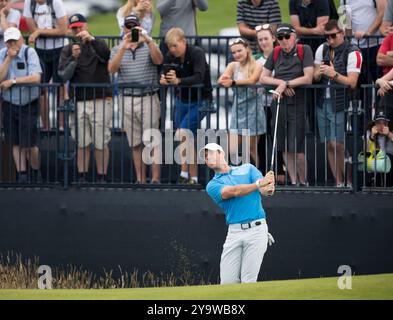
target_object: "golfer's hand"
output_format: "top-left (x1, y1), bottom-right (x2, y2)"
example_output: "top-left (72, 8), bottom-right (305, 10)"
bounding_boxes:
top-left (259, 181), bottom-right (275, 196)
top-left (267, 232), bottom-right (275, 246)
top-left (265, 170), bottom-right (275, 185)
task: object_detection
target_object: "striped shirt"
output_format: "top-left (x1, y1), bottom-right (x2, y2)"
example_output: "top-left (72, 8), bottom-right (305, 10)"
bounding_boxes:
top-left (110, 43), bottom-right (159, 95)
top-left (237, 0), bottom-right (282, 52)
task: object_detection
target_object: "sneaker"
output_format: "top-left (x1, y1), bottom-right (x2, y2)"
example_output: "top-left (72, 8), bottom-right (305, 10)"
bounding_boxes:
top-left (178, 176), bottom-right (189, 184)
top-left (17, 173), bottom-right (28, 183)
top-left (188, 178), bottom-right (199, 185)
top-left (151, 180), bottom-right (161, 184)
top-left (33, 170), bottom-right (43, 183)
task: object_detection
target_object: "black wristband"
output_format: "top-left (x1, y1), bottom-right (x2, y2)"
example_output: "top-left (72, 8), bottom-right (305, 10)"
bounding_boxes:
top-left (232, 80), bottom-right (236, 86)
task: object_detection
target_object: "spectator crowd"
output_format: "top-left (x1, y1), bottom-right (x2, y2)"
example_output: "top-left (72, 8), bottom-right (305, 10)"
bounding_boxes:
top-left (0, 0), bottom-right (392, 188)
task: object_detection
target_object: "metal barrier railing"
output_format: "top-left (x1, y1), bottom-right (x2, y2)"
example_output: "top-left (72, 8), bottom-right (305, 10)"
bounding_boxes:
top-left (2, 83), bottom-right (391, 191)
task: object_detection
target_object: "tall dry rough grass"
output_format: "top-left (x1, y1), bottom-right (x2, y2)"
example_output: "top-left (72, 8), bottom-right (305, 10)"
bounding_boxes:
top-left (0, 251), bottom-right (214, 289)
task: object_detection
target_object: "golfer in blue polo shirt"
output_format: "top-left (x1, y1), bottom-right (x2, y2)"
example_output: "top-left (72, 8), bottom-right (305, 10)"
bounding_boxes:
top-left (201, 142), bottom-right (275, 284)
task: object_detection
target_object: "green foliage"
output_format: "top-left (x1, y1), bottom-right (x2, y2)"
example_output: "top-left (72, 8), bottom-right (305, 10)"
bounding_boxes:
top-left (87, 0), bottom-right (341, 36)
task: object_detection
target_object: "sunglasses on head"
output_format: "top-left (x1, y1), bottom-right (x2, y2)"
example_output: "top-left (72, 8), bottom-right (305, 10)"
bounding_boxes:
top-left (229, 38), bottom-right (247, 46)
top-left (255, 24), bottom-right (272, 32)
top-left (325, 31), bottom-right (342, 40)
top-left (276, 34), bottom-right (291, 41)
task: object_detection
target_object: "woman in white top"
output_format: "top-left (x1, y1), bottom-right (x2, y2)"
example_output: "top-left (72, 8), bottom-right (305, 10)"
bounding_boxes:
top-left (0, 0), bottom-right (21, 49)
top-left (218, 38), bottom-right (265, 167)
top-left (116, 0), bottom-right (154, 36)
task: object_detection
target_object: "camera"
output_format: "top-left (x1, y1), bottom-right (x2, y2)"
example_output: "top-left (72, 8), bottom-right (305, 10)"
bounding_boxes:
top-left (131, 28), bottom-right (139, 42)
top-left (72, 38), bottom-right (82, 46)
top-left (162, 63), bottom-right (179, 76)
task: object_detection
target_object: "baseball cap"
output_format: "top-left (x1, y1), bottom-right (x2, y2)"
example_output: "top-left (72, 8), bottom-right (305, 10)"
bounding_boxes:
top-left (374, 110), bottom-right (390, 122)
top-left (199, 143), bottom-right (224, 158)
top-left (68, 14), bottom-right (87, 28)
top-left (124, 14), bottom-right (140, 28)
top-left (4, 27), bottom-right (21, 42)
top-left (276, 23), bottom-right (296, 36)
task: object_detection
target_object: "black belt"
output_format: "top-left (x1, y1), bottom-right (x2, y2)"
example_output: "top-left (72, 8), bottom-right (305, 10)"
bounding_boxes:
top-left (123, 91), bottom-right (157, 97)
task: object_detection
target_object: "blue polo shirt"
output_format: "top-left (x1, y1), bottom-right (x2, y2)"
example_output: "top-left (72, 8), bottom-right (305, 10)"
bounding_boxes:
top-left (0, 44), bottom-right (42, 106)
top-left (206, 163), bottom-right (266, 225)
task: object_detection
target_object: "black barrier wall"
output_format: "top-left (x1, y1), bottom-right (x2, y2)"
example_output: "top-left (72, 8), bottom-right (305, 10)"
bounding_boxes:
top-left (0, 189), bottom-right (392, 283)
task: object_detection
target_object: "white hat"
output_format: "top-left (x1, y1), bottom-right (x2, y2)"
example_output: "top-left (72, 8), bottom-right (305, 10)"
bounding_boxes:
top-left (199, 143), bottom-right (224, 158)
top-left (4, 27), bottom-right (22, 42)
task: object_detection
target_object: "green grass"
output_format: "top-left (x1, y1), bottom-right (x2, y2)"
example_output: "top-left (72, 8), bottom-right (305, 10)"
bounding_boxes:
top-left (87, 0), bottom-right (340, 36)
top-left (1, 274), bottom-right (392, 300)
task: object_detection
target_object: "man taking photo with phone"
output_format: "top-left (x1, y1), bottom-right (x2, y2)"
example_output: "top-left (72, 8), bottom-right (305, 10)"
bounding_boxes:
top-left (58, 13), bottom-right (113, 183)
top-left (108, 14), bottom-right (163, 184)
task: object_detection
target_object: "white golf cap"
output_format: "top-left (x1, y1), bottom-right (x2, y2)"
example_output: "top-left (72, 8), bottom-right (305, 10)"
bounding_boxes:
top-left (4, 27), bottom-right (22, 42)
top-left (199, 143), bottom-right (224, 158)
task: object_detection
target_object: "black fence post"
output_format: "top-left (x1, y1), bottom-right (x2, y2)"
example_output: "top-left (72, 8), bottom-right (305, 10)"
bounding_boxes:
top-left (57, 99), bottom-right (75, 189)
top-left (351, 99), bottom-right (361, 193)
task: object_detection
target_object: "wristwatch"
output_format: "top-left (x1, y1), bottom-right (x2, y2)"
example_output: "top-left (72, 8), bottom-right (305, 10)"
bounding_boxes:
top-left (255, 180), bottom-right (261, 188)
top-left (232, 80), bottom-right (236, 87)
top-left (333, 72), bottom-right (339, 81)
top-left (12, 78), bottom-right (16, 85)
top-left (285, 80), bottom-right (290, 88)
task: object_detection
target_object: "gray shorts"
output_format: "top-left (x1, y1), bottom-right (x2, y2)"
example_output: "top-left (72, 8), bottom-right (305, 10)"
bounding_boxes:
top-left (317, 99), bottom-right (345, 144)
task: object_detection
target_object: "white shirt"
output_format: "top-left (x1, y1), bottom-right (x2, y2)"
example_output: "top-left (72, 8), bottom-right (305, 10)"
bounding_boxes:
top-left (340, 0), bottom-right (380, 48)
top-left (0, 8), bottom-right (21, 49)
top-left (23, 0), bottom-right (67, 50)
top-left (315, 43), bottom-right (362, 98)
top-left (116, 8), bottom-right (153, 36)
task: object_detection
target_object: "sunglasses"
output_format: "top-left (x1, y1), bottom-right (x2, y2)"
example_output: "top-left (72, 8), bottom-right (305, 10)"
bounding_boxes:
top-left (276, 34), bottom-right (291, 41)
top-left (229, 38), bottom-right (247, 46)
top-left (325, 31), bottom-right (342, 40)
top-left (124, 24), bottom-right (135, 29)
top-left (255, 24), bottom-right (272, 32)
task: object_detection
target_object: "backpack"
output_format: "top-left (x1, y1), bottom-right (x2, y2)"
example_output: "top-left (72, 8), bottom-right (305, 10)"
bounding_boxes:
top-left (273, 44), bottom-right (304, 64)
top-left (30, 0), bottom-right (56, 28)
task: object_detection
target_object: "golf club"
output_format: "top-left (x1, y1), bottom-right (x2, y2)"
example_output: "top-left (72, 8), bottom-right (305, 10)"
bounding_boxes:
top-left (269, 89), bottom-right (281, 172)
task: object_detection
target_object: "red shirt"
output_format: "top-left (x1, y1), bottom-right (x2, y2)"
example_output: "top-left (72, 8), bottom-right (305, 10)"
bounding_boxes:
top-left (378, 34), bottom-right (393, 75)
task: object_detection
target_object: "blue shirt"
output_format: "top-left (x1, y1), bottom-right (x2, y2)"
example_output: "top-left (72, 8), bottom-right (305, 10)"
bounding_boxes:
top-left (0, 44), bottom-right (42, 106)
top-left (206, 163), bottom-right (266, 224)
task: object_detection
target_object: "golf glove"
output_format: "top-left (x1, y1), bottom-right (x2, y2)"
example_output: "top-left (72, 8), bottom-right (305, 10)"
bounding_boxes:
top-left (267, 232), bottom-right (275, 246)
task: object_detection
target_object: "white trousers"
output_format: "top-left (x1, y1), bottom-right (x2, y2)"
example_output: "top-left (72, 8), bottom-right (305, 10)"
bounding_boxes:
top-left (220, 219), bottom-right (268, 284)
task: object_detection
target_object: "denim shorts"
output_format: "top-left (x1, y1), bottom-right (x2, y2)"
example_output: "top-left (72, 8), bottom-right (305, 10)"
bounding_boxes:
top-left (317, 99), bottom-right (345, 144)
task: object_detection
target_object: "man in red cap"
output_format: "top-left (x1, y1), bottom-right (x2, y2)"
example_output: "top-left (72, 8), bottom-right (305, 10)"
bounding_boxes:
top-left (58, 14), bottom-right (112, 183)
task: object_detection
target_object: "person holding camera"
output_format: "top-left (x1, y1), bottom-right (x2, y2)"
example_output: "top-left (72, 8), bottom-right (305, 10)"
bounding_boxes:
top-left (58, 14), bottom-right (112, 183)
top-left (159, 27), bottom-right (213, 185)
top-left (0, 27), bottom-right (42, 183)
top-left (313, 20), bottom-right (362, 187)
top-left (108, 14), bottom-right (163, 184)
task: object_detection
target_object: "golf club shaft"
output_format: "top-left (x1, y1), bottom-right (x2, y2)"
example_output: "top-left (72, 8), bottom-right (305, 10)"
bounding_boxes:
top-left (270, 96), bottom-right (280, 172)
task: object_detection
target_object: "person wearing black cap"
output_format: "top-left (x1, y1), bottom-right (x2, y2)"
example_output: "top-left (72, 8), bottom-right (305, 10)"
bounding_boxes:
top-left (108, 14), bottom-right (163, 184)
top-left (58, 13), bottom-right (112, 183)
top-left (365, 111), bottom-right (393, 186)
top-left (260, 23), bottom-right (314, 186)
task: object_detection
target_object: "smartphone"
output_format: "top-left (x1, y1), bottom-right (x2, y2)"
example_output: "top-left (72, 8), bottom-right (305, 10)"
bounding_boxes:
top-left (322, 57), bottom-right (330, 65)
top-left (162, 64), bottom-right (175, 75)
top-left (131, 28), bottom-right (139, 42)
